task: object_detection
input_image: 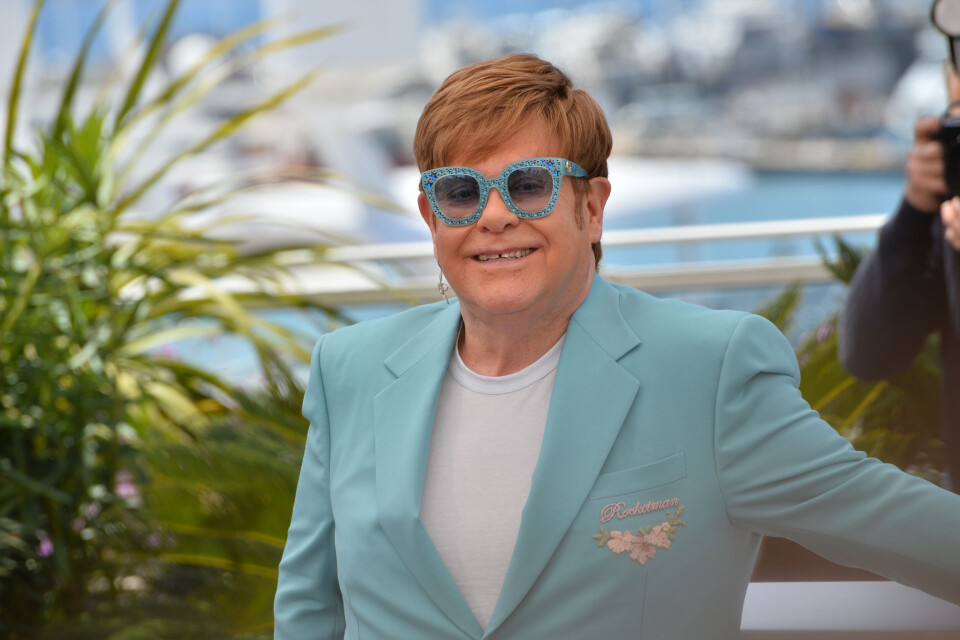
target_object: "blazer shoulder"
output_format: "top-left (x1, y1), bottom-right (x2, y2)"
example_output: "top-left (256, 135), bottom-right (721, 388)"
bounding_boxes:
top-left (313, 301), bottom-right (449, 369)
top-left (605, 282), bottom-right (795, 382)
top-left (610, 282), bottom-right (751, 344)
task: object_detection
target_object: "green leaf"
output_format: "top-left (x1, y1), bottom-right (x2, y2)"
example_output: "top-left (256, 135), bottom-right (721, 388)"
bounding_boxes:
top-left (112, 24), bottom-right (340, 189)
top-left (159, 552), bottom-right (278, 579)
top-left (809, 376), bottom-right (859, 413)
top-left (816, 235), bottom-right (865, 284)
top-left (0, 465), bottom-right (73, 504)
top-left (130, 15), bottom-right (287, 121)
top-left (161, 522), bottom-right (286, 550)
top-left (142, 380), bottom-right (210, 433)
top-left (91, 0), bottom-right (165, 110)
top-left (753, 282), bottom-right (801, 333)
top-left (115, 68), bottom-right (323, 213)
top-left (837, 381), bottom-right (889, 434)
top-left (114, 0), bottom-right (182, 129)
top-left (119, 324), bottom-right (223, 357)
top-left (51, 0), bottom-right (117, 141)
top-left (3, 0), bottom-right (46, 167)
top-left (0, 260), bottom-right (40, 344)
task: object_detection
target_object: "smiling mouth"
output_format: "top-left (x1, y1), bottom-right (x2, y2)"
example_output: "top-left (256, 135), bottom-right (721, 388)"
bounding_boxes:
top-left (475, 248), bottom-right (535, 262)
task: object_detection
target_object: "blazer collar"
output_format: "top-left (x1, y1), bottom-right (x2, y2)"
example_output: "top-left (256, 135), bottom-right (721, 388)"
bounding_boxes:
top-left (382, 274), bottom-right (639, 372)
top-left (570, 273), bottom-right (642, 360)
top-left (374, 301), bottom-right (483, 637)
top-left (484, 274), bottom-right (642, 634)
top-left (383, 299), bottom-right (462, 377)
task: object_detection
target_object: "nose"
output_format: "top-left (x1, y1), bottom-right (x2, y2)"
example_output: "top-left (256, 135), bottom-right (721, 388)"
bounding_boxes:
top-left (476, 187), bottom-right (519, 233)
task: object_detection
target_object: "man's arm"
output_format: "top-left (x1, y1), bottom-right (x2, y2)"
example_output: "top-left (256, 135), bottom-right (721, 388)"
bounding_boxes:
top-left (274, 335), bottom-right (346, 639)
top-left (839, 116), bottom-right (947, 380)
top-left (716, 315), bottom-right (960, 604)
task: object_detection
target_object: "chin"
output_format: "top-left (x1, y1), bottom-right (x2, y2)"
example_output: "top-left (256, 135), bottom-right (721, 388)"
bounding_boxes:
top-left (461, 288), bottom-right (538, 316)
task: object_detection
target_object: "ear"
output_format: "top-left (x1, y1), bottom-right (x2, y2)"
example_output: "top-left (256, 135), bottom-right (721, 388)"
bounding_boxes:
top-left (418, 192), bottom-right (440, 261)
top-left (585, 177), bottom-right (610, 244)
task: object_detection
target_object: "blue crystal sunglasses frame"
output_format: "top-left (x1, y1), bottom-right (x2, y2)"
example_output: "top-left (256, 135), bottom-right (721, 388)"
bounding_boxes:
top-left (420, 157), bottom-right (588, 226)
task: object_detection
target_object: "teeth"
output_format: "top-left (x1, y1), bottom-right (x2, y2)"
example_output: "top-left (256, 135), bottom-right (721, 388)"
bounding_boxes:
top-left (477, 249), bottom-right (533, 262)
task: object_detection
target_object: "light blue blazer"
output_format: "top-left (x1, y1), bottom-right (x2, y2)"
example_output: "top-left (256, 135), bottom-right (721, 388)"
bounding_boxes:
top-left (274, 275), bottom-right (960, 639)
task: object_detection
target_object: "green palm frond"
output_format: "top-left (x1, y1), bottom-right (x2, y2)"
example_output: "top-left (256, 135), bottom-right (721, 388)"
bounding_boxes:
top-left (2, 0), bottom-right (45, 166)
top-left (753, 281), bottom-right (802, 334)
top-left (114, 0), bottom-right (181, 128)
top-left (114, 25), bottom-right (343, 189)
top-left (122, 15), bottom-right (289, 127)
top-left (814, 234), bottom-right (865, 284)
top-left (51, 0), bottom-right (118, 141)
top-left (161, 523), bottom-right (286, 550)
top-left (114, 68), bottom-right (323, 214)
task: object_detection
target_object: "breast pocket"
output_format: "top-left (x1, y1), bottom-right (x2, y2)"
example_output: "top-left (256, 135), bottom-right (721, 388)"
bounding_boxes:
top-left (588, 451), bottom-right (686, 501)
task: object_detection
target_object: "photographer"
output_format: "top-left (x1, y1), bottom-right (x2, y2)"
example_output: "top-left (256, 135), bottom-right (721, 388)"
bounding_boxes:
top-left (839, 68), bottom-right (960, 493)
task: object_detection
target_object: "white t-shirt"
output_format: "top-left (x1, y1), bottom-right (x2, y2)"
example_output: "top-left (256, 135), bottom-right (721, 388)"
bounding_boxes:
top-left (420, 335), bottom-right (564, 630)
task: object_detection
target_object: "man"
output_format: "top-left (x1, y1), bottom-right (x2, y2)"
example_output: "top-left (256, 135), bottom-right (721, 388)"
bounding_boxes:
top-left (840, 69), bottom-right (960, 493)
top-left (275, 54), bottom-right (960, 639)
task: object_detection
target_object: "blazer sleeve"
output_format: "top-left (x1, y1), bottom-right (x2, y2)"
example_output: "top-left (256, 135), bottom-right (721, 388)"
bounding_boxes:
top-left (839, 199), bottom-right (946, 379)
top-left (714, 314), bottom-right (960, 604)
top-left (274, 335), bottom-right (346, 639)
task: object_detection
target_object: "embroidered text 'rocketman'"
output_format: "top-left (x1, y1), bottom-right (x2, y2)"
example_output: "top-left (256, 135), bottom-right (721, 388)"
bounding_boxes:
top-left (600, 497), bottom-right (680, 524)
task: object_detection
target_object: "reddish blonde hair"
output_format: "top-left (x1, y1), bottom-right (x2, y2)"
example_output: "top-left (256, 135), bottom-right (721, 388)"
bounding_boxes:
top-left (414, 54), bottom-right (612, 266)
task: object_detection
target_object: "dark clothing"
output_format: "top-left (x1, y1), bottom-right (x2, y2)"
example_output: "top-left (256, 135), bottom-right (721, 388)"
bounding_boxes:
top-left (840, 199), bottom-right (960, 491)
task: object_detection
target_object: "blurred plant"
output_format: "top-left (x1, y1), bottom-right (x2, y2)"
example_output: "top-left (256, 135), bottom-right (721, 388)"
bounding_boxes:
top-left (0, 0), bottom-right (376, 636)
top-left (756, 237), bottom-right (943, 482)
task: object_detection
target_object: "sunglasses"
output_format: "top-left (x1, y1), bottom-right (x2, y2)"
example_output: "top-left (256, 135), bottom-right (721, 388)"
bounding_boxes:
top-left (420, 157), bottom-right (587, 226)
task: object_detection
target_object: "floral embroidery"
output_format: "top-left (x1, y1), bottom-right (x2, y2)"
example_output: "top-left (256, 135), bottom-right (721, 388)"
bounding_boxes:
top-left (606, 530), bottom-right (635, 554)
top-left (592, 506), bottom-right (685, 565)
top-left (646, 522), bottom-right (672, 549)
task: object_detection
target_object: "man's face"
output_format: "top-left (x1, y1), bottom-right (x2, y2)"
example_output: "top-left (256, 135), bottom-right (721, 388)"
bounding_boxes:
top-left (418, 118), bottom-right (607, 325)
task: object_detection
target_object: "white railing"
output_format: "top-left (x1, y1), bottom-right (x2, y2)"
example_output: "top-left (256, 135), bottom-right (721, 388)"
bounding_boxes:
top-left (741, 581), bottom-right (960, 637)
top-left (303, 214), bottom-right (886, 306)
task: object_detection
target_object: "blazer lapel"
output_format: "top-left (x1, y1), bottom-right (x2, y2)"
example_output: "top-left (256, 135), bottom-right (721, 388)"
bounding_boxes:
top-left (485, 276), bottom-right (642, 634)
top-left (374, 302), bottom-right (484, 639)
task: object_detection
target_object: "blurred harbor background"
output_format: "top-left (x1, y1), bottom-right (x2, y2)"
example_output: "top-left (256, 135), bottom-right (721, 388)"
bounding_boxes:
top-left (3, 1), bottom-right (948, 351)
top-left (5, 0), bottom-right (946, 384)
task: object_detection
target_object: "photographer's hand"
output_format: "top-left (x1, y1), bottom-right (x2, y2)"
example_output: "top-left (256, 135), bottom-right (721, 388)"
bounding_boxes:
top-left (941, 197), bottom-right (960, 251)
top-left (905, 116), bottom-right (949, 213)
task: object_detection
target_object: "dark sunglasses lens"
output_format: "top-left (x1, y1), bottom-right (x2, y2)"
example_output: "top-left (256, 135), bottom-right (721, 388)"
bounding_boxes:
top-left (434, 174), bottom-right (481, 219)
top-left (507, 167), bottom-right (554, 213)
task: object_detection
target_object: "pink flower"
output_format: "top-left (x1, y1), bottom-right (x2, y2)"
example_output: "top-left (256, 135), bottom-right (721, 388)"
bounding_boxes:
top-left (816, 323), bottom-right (834, 342)
top-left (115, 470), bottom-right (139, 500)
top-left (629, 537), bottom-right (656, 565)
top-left (646, 523), bottom-right (672, 549)
top-left (606, 530), bottom-right (635, 554)
top-left (36, 532), bottom-right (54, 558)
top-left (85, 502), bottom-right (101, 520)
top-left (157, 345), bottom-right (181, 359)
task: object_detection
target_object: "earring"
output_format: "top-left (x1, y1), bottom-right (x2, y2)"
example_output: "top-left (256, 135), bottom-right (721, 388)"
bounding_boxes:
top-left (438, 267), bottom-right (450, 304)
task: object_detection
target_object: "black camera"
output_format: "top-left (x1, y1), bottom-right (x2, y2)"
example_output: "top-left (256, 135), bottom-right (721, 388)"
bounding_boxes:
top-left (940, 116), bottom-right (960, 197)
